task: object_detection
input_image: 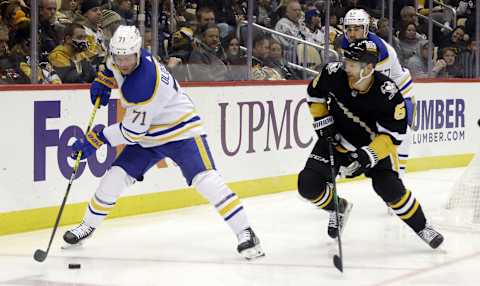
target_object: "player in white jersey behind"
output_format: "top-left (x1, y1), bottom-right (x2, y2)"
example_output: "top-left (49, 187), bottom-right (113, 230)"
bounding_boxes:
top-left (341, 9), bottom-right (415, 174)
top-left (63, 25), bottom-right (264, 260)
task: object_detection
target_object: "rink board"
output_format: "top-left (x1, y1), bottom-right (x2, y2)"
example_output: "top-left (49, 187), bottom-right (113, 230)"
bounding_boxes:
top-left (0, 80), bottom-right (479, 235)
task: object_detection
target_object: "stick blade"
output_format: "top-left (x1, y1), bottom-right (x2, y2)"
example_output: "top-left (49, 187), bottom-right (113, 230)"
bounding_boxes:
top-left (333, 254), bottom-right (343, 272)
top-left (33, 249), bottom-right (47, 262)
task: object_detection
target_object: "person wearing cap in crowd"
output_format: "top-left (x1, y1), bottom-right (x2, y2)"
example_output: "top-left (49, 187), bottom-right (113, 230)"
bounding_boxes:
top-left (73, 0), bottom-right (105, 65)
top-left (100, 9), bottom-right (124, 50)
top-left (304, 8), bottom-right (325, 46)
top-left (165, 26), bottom-right (194, 81)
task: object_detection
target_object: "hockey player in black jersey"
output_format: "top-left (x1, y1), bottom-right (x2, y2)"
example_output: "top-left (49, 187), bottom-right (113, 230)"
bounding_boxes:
top-left (297, 39), bottom-right (444, 249)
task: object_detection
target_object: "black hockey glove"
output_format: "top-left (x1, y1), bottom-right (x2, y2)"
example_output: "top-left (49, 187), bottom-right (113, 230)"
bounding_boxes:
top-left (313, 115), bottom-right (335, 140)
top-left (339, 146), bottom-right (378, 178)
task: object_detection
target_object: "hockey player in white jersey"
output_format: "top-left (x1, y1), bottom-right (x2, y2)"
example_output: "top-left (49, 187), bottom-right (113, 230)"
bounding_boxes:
top-left (342, 9), bottom-right (414, 174)
top-left (63, 25), bottom-right (264, 260)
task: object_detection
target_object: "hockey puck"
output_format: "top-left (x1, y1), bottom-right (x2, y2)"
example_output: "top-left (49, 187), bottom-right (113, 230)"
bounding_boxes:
top-left (68, 263), bottom-right (81, 269)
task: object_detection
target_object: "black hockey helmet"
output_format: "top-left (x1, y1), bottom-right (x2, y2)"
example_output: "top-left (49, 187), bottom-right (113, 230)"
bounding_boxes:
top-left (343, 39), bottom-right (379, 65)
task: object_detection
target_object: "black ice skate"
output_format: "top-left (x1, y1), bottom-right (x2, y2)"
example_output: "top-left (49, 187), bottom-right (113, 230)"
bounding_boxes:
top-left (63, 222), bottom-right (95, 245)
top-left (328, 198), bottom-right (353, 239)
top-left (417, 224), bottom-right (444, 249)
top-left (237, 227), bottom-right (265, 260)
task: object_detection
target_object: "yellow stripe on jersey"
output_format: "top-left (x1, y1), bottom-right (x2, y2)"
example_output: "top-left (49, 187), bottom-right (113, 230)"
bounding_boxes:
top-left (121, 128), bottom-right (145, 142)
top-left (143, 123), bottom-right (203, 143)
top-left (309, 103), bottom-right (329, 118)
top-left (376, 55), bottom-right (390, 66)
top-left (219, 198), bottom-right (241, 216)
top-left (390, 147), bottom-right (400, 173)
top-left (398, 74), bottom-right (411, 88)
top-left (333, 96), bottom-right (376, 140)
top-left (401, 85), bottom-right (413, 97)
top-left (368, 134), bottom-right (395, 161)
top-left (194, 136), bottom-right (213, 170)
top-left (149, 111), bottom-right (196, 131)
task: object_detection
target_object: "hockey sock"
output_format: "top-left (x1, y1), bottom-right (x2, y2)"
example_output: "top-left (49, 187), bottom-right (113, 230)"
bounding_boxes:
top-left (388, 189), bottom-right (427, 232)
top-left (83, 166), bottom-right (135, 228)
top-left (193, 170), bottom-right (249, 235)
top-left (310, 184), bottom-right (337, 211)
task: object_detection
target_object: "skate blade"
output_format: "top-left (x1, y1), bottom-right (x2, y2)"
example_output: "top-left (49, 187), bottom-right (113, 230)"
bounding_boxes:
top-left (240, 245), bottom-right (265, 260)
top-left (60, 242), bottom-right (83, 250)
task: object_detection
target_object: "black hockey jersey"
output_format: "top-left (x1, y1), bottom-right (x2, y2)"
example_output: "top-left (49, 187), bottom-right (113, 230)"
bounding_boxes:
top-left (307, 62), bottom-right (407, 151)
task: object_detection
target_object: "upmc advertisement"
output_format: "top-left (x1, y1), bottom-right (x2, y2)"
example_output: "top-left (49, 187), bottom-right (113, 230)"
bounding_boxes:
top-left (0, 81), bottom-right (479, 234)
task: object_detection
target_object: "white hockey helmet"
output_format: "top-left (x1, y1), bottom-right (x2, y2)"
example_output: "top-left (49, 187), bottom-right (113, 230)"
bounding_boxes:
top-left (344, 9), bottom-right (370, 38)
top-left (109, 25), bottom-right (142, 66)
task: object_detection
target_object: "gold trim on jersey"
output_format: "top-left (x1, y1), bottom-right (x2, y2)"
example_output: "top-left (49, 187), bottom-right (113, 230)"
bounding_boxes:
top-left (194, 136), bottom-right (213, 170)
top-left (389, 147), bottom-right (400, 173)
top-left (120, 59), bottom-right (161, 107)
top-left (312, 74), bottom-right (321, 88)
top-left (149, 111), bottom-right (196, 131)
top-left (121, 127), bottom-right (145, 142)
top-left (309, 103), bottom-right (329, 118)
top-left (401, 85), bottom-right (413, 97)
top-left (398, 74), bottom-right (411, 88)
top-left (330, 92), bottom-right (375, 140)
top-left (142, 123), bottom-right (203, 143)
top-left (376, 55), bottom-right (390, 67)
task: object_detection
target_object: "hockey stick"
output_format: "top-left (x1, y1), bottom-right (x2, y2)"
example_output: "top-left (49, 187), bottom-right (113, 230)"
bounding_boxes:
top-left (327, 137), bottom-right (344, 272)
top-left (34, 97), bottom-right (101, 262)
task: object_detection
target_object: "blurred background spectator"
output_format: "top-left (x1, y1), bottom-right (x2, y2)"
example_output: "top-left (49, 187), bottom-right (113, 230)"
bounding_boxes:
top-left (0, 0), bottom-right (478, 84)
top-left (48, 22), bottom-right (96, 83)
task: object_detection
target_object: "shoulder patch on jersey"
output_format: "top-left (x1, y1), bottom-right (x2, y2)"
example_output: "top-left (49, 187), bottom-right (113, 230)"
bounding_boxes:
top-left (326, 62), bottom-right (343, 75)
top-left (367, 32), bottom-right (389, 62)
top-left (121, 49), bottom-right (158, 104)
top-left (380, 81), bottom-right (398, 100)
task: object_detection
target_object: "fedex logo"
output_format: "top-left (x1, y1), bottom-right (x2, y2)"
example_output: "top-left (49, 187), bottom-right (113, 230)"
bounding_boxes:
top-left (33, 100), bottom-right (117, 182)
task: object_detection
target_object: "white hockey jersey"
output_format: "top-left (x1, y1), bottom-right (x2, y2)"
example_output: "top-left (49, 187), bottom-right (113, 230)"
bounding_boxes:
top-left (341, 32), bottom-right (413, 100)
top-left (102, 49), bottom-right (205, 148)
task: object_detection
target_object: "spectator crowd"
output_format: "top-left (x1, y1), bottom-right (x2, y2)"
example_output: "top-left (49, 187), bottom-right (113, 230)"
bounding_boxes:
top-left (0, 0), bottom-right (477, 83)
